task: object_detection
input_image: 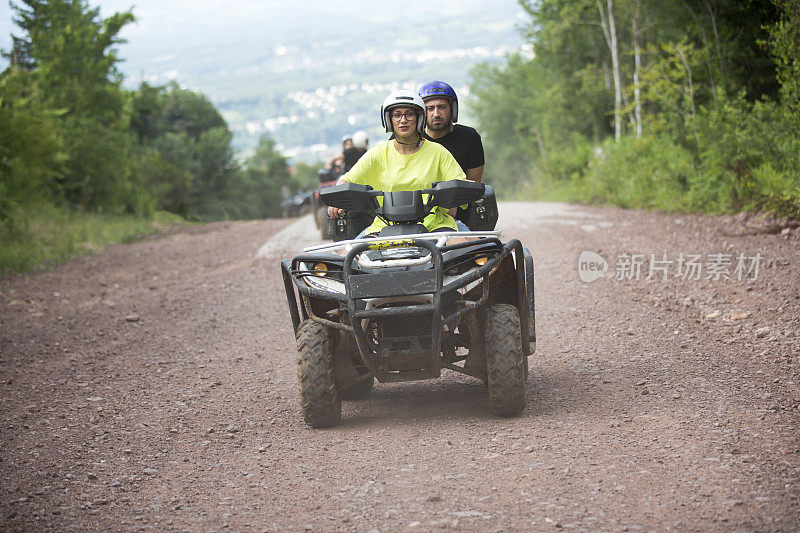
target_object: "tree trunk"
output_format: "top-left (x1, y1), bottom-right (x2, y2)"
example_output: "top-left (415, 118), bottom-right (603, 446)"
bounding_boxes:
top-left (677, 43), bottom-right (701, 150)
top-left (703, 0), bottom-right (726, 85)
top-left (681, 0), bottom-right (719, 107)
top-left (532, 126), bottom-right (547, 161)
top-left (598, 0), bottom-right (623, 142)
top-left (676, 44), bottom-right (696, 118)
top-left (632, 0), bottom-right (643, 139)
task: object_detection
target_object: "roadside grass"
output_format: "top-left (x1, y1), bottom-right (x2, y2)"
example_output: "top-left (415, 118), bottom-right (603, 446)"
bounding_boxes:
top-left (521, 176), bottom-right (584, 204)
top-left (1, 205), bottom-right (187, 276)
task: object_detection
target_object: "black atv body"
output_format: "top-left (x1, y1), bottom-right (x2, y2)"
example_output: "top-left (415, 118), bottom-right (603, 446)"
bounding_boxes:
top-left (281, 180), bottom-right (535, 427)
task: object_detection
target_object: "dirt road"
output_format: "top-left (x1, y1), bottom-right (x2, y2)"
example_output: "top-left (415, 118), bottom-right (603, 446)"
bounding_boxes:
top-left (1, 204), bottom-right (798, 531)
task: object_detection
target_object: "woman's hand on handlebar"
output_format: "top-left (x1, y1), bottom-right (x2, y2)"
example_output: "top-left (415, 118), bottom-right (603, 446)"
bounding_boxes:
top-left (327, 177), bottom-right (350, 218)
top-left (327, 206), bottom-right (345, 219)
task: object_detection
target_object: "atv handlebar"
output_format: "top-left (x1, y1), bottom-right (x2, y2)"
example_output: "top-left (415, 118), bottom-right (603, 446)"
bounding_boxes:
top-left (320, 180), bottom-right (485, 223)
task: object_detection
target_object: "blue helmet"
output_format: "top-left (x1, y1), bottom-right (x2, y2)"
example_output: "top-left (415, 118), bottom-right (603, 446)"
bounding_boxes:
top-left (418, 80), bottom-right (458, 123)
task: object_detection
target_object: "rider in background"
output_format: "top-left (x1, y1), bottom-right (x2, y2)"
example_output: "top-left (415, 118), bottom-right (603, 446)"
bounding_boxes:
top-left (418, 80), bottom-right (484, 183)
top-left (327, 90), bottom-right (466, 237)
top-left (327, 131), bottom-right (368, 173)
top-left (325, 134), bottom-right (354, 174)
top-left (342, 130), bottom-right (369, 172)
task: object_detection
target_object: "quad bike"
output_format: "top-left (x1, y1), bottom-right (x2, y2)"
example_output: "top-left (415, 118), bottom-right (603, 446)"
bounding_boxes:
top-left (280, 179), bottom-right (536, 428)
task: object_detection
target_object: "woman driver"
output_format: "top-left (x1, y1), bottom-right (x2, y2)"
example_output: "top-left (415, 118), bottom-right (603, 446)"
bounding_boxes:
top-left (327, 90), bottom-right (466, 237)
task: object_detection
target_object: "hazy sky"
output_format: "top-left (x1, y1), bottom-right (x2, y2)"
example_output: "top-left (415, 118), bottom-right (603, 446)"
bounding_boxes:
top-left (0, 0), bottom-right (526, 153)
top-left (1, 1), bottom-right (525, 67)
top-left (1, 1), bottom-right (332, 53)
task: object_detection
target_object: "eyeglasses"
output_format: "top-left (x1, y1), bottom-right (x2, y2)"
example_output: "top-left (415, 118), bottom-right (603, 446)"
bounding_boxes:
top-left (390, 111), bottom-right (418, 122)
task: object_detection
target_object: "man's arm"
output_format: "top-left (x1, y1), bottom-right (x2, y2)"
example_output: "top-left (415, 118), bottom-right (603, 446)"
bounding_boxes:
top-left (465, 127), bottom-right (485, 183)
top-left (448, 166), bottom-right (482, 215)
top-left (465, 165), bottom-right (483, 183)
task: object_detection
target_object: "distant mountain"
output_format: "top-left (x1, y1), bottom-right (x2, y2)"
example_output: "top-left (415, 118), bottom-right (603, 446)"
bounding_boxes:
top-left (1, 0), bottom-right (527, 161)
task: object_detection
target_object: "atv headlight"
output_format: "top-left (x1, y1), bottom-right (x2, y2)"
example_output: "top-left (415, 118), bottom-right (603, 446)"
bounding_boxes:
top-left (474, 256), bottom-right (488, 266)
top-left (313, 263), bottom-right (328, 276)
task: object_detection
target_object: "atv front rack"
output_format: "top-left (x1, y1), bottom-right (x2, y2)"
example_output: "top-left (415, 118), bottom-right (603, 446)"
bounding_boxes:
top-left (281, 233), bottom-right (535, 382)
top-left (301, 230), bottom-right (502, 254)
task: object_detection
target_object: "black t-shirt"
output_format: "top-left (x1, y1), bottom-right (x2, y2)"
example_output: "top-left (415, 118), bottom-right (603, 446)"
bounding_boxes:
top-left (343, 147), bottom-right (367, 172)
top-left (423, 124), bottom-right (485, 173)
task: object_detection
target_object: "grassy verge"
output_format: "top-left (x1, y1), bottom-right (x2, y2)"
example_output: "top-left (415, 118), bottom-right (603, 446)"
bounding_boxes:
top-left (1, 204), bottom-right (187, 276)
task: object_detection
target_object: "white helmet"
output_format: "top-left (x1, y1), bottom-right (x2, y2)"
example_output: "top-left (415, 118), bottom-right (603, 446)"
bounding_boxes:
top-left (380, 90), bottom-right (426, 133)
top-left (352, 130), bottom-right (369, 149)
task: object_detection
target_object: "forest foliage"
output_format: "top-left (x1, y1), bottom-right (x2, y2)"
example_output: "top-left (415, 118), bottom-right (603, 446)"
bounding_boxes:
top-left (470, 0), bottom-right (800, 218)
top-left (3, 0), bottom-right (798, 273)
top-left (1, 0), bottom-right (311, 273)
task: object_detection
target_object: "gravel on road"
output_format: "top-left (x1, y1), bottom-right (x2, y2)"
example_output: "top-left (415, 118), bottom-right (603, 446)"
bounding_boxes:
top-left (1, 206), bottom-right (798, 531)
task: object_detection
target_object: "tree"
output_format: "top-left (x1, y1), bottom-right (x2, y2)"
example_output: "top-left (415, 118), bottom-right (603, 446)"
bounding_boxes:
top-left (1, 35), bottom-right (35, 70)
top-left (5, 0), bottom-right (144, 213)
top-left (10, 0), bottom-right (133, 121)
top-left (468, 0), bottom-right (792, 215)
top-left (239, 135), bottom-right (293, 219)
top-left (129, 82), bottom-right (245, 219)
top-left (161, 82), bottom-right (227, 139)
top-left (0, 68), bottom-right (64, 224)
top-left (632, 0), bottom-right (644, 138)
top-left (597, 0), bottom-right (624, 141)
top-left (768, 0), bottom-right (800, 112)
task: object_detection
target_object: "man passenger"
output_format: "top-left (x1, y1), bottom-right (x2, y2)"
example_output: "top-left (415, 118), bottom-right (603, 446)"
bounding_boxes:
top-left (418, 80), bottom-right (485, 183)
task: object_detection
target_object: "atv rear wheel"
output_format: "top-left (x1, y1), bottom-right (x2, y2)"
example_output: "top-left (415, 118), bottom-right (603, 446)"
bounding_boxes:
top-left (484, 304), bottom-right (527, 416)
top-left (296, 320), bottom-right (341, 428)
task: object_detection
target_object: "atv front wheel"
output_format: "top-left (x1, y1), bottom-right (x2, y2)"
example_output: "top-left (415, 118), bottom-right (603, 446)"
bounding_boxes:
top-left (484, 304), bottom-right (527, 416)
top-left (296, 320), bottom-right (341, 427)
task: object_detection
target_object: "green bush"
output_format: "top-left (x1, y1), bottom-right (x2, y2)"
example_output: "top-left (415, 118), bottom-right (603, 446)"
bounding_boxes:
top-left (688, 96), bottom-right (800, 214)
top-left (542, 134), bottom-right (593, 185)
top-left (562, 98), bottom-right (798, 217)
top-left (580, 135), bottom-right (694, 211)
top-left (748, 162), bottom-right (800, 218)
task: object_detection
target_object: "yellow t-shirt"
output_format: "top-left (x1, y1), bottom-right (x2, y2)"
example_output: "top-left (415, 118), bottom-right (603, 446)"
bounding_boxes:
top-left (341, 140), bottom-right (466, 235)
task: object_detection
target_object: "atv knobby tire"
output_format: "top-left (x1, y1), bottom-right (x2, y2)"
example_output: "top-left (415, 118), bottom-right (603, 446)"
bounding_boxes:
top-left (484, 304), bottom-right (527, 416)
top-left (296, 320), bottom-right (341, 427)
top-left (340, 374), bottom-right (375, 400)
